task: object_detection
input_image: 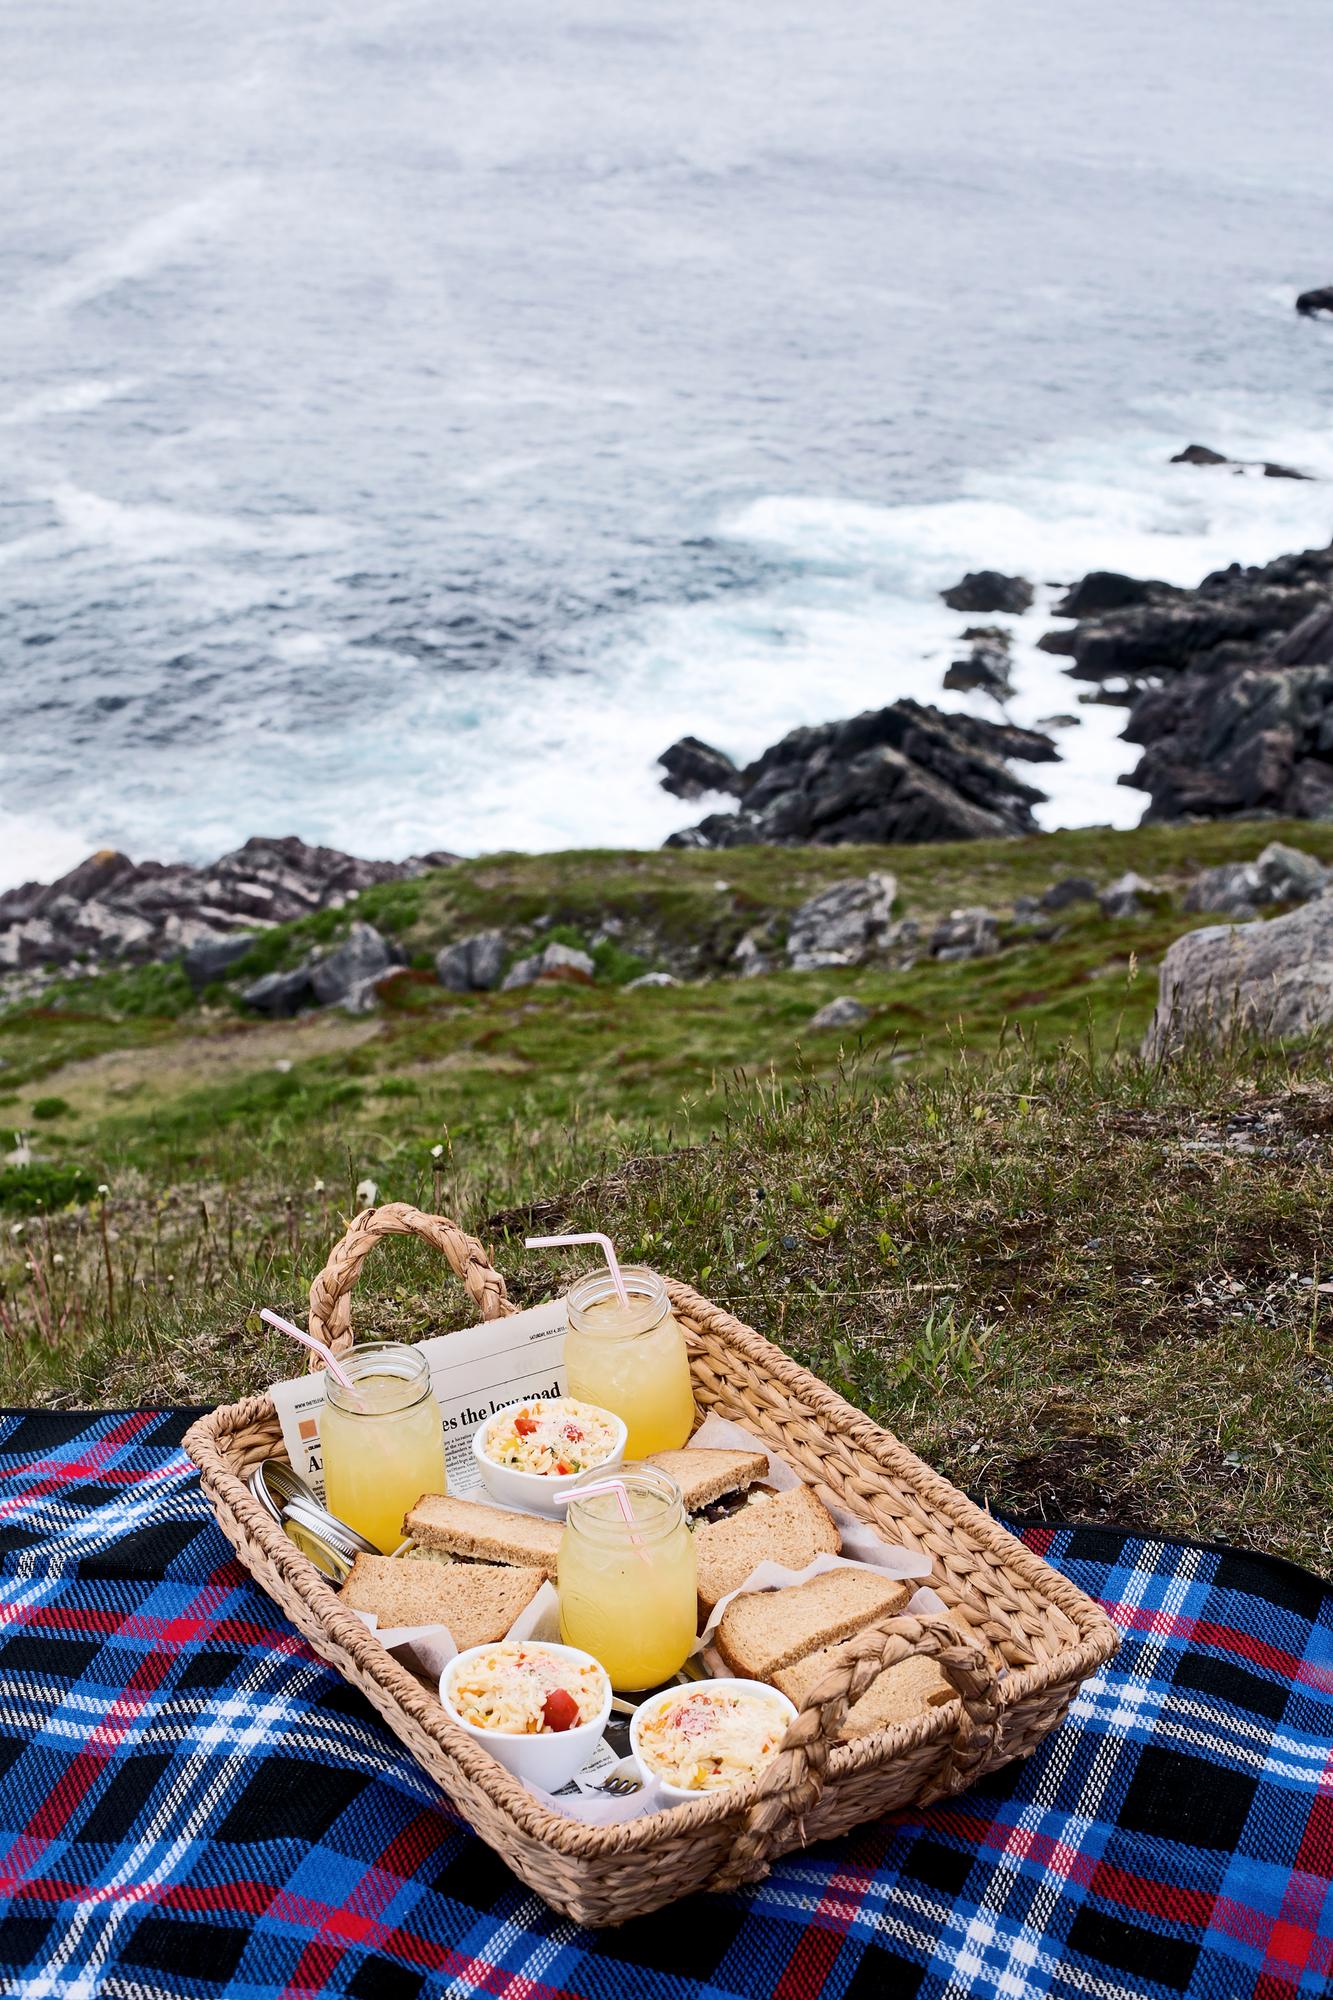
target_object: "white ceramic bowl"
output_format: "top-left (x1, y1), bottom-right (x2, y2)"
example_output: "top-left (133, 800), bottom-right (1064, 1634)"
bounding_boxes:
top-left (630, 1678), bottom-right (798, 1806)
top-left (471, 1396), bottom-right (627, 1516)
top-left (440, 1641), bottom-right (613, 1791)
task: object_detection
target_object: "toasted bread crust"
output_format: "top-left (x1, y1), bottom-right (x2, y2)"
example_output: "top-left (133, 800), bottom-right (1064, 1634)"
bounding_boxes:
top-left (403, 1492), bottom-right (562, 1571)
top-left (341, 1554), bottom-right (546, 1650)
top-left (716, 1565), bottom-right (909, 1680)
top-left (694, 1484), bottom-right (840, 1616)
top-left (640, 1447), bottom-right (769, 1511)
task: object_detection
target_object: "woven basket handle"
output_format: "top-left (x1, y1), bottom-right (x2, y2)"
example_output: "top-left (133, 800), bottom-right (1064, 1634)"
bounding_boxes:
top-left (307, 1202), bottom-right (514, 1364)
top-left (709, 1613), bottom-right (998, 1894)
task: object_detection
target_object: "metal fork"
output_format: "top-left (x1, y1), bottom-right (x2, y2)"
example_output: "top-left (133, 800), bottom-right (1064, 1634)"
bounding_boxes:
top-left (596, 1773), bottom-right (643, 1796)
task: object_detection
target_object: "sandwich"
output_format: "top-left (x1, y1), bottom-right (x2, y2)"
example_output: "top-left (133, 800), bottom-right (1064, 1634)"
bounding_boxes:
top-left (694, 1484), bottom-right (841, 1617)
top-left (400, 1493), bottom-right (563, 1575)
top-left (641, 1447), bottom-right (770, 1521)
top-left (715, 1566), bottom-right (911, 1681)
top-left (341, 1553), bottom-right (546, 1651)
top-left (774, 1642), bottom-right (954, 1738)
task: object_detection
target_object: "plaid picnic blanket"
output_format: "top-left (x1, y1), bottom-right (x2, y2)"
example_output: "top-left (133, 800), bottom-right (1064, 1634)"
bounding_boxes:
top-left (0, 1410), bottom-right (1329, 2000)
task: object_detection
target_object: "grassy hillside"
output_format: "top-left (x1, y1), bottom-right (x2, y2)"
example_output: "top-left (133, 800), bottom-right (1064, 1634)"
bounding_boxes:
top-left (3, 821), bottom-right (1331, 1575)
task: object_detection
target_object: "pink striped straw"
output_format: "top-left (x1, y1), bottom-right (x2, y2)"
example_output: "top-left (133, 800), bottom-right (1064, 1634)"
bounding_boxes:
top-left (556, 1478), bottom-right (650, 1561)
top-left (261, 1308), bottom-right (363, 1402)
top-left (524, 1232), bottom-right (630, 1307)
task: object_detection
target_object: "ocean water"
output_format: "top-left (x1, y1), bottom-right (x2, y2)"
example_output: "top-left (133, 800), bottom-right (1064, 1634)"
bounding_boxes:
top-left (2, 0), bottom-right (1331, 890)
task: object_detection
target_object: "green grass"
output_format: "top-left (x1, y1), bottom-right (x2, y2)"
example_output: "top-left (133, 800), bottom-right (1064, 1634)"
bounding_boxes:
top-left (4, 822), bottom-right (1332, 1576)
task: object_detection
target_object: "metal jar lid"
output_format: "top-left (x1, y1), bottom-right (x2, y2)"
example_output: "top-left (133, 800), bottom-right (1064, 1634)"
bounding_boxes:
top-left (248, 1457), bottom-right (319, 1524)
top-left (280, 1494), bottom-right (380, 1583)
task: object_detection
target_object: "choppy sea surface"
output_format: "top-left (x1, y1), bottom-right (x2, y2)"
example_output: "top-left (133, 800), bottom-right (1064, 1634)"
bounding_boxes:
top-left (2, 0), bottom-right (1331, 890)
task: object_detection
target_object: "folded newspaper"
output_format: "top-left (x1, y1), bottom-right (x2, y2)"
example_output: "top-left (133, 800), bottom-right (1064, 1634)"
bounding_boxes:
top-left (268, 1297), bottom-right (569, 1504)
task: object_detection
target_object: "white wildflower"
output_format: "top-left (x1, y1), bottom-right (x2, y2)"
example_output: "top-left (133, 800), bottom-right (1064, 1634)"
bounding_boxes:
top-left (356, 1179), bottom-right (378, 1210)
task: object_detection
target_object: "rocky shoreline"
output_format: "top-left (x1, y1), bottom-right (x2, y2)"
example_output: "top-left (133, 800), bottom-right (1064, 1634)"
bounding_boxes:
top-left (660, 522), bottom-right (1333, 849)
top-left (6, 499), bottom-right (1332, 1027)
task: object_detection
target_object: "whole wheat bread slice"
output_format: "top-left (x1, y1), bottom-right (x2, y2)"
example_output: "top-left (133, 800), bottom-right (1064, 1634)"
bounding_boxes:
top-left (774, 1640), bottom-right (953, 1737)
top-left (641, 1447), bottom-right (769, 1512)
top-left (715, 1565), bottom-right (910, 1681)
top-left (403, 1493), bottom-right (562, 1572)
top-left (341, 1554), bottom-right (546, 1651)
top-left (695, 1485), bottom-right (841, 1617)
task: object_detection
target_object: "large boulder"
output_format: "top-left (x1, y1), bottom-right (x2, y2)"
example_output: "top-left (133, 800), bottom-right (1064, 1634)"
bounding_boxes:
top-left (809, 995), bottom-right (869, 1030)
top-left (656, 737), bottom-right (741, 801)
top-left (435, 930), bottom-right (507, 993)
top-left (940, 571), bottom-right (1034, 615)
top-left (1144, 896), bottom-right (1333, 1058)
top-left (183, 932), bottom-right (262, 990)
top-left (501, 942), bottom-right (595, 990)
top-left (310, 923), bottom-right (397, 1013)
top-left (240, 962), bottom-right (317, 1018)
top-left (1297, 286), bottom-right (1333, 318)
top-left (786, 874), bottom-right (897, 971)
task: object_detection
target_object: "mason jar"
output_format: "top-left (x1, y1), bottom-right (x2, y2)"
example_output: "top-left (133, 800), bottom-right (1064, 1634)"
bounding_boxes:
top-left (564, 1265), bottom-right (695, 1456)
top-left (558, 1467), bottom-right (698, 1689)
top-left (320, 1341), bottom-right (446, 1554)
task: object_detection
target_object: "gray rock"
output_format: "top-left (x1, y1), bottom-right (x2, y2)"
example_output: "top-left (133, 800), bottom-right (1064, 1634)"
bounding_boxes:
top-left (733, 931), bottom-right (773, 979)
top-left (666, 701), bottom-right (1056, 851)
top-left (501, 942), bottom-right (595, 990)
top-left (809, 995), bottom-right (870, 1030)
top-left (310, 923), bottom-right (397, 1012)
top-left (1053, 571), bottom-right (1177, 620)
top-left (1145, 895), bottom-right (1333, 1057)
top-left (940, 571), bottom-right (1034, 615)
top-left (240, 963), bottom-right (317, 1017)
top-left (1182, 864), bottom-right (1262, 917)
top-left (183, 932), bottom-right (261, 990)
top-left (1183, 842), bottom-right (1328, 919)
top-left (1040, 877), bottom-right (1099, 912)
top-left (929, 907), bottom-right (998, 960)
top-left (1256, 840), bottom-right (1328, 904)
top-left (656, 736), bottom-right (741, 801)
top-left (1099, 872), bottom-right (1158, 919)
top-left (786, 873), bottom-right (898, 971)
top-left (436, 929), bottom-right (507, 993)
top-left (1012, 895), bottom-right (1041, 920)
top-left (625, 971), bottom-right (678, 989)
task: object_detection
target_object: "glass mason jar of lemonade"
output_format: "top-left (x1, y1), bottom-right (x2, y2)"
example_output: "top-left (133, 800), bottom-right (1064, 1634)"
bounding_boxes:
top-left (564, 1267), bottom-right (694, 1457)
top-left (558, 1468), bottom-right (697, 1689)
top-left (321, 1342), bottom-right (446, 1554)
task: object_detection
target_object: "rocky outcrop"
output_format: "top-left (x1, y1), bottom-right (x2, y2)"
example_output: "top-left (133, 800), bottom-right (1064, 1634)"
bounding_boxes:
top-left (1041, 542), bottom-right (1333, 822)
top-left (656, 737), bottom-right (741, 801)
top-left (940, 571), bottom-right (1034, 615)
top-left (1297, 287), bottom-right (1333, 318)
top-left (666, 701), bottom-right (1057, 850)
top-left (1144, 895), bottom-right (1333, 1058)
top-left (1170, 443), bottom-right (1314, 480)
top-left (1052, 572), bottom-right (1180, 620)
top-left (0, 836), bottom-right (455, 990)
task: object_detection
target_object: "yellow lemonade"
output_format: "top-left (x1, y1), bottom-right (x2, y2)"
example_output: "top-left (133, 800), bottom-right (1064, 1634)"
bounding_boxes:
top-left (321, 1345), bottom-right (446, 1554)
top-left (564, 1269), bottom-right (695, 1457)
top-left (558, 1471), bottom-right (697, 1689)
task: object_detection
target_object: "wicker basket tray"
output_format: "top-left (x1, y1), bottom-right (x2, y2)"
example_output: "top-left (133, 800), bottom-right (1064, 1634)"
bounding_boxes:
top-left (185, 1203), bottom-right (1118, 1927)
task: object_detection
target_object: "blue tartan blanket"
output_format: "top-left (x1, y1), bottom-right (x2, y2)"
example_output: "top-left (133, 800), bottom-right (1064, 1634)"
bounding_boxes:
top-left (0, 1410), bottom-right (1329, 2000)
